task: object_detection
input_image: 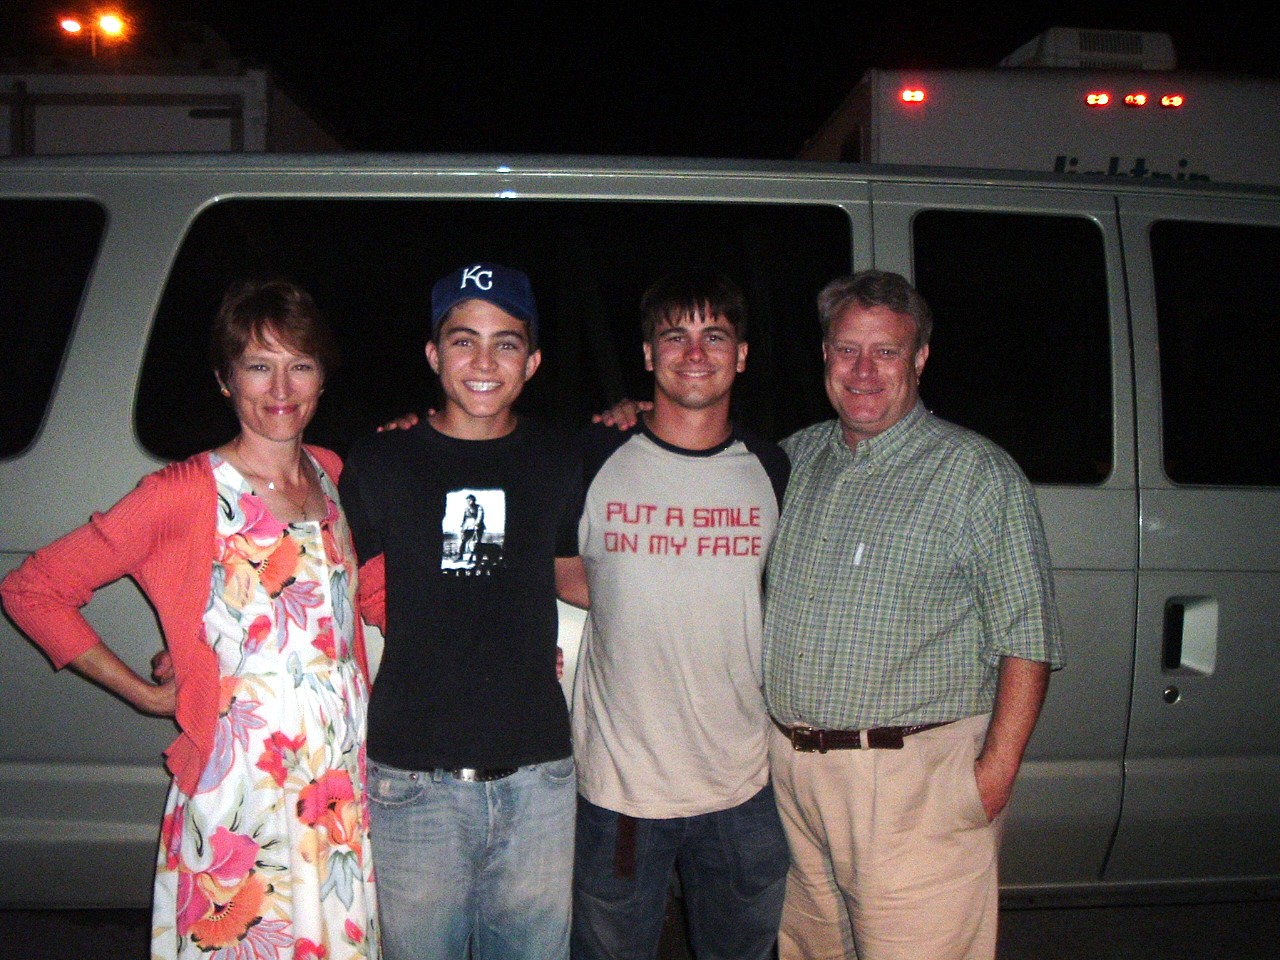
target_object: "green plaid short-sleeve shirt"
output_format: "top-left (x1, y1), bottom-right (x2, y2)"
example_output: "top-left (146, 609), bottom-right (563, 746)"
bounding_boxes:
top-left (763, 402), bottom-right (1063, 730)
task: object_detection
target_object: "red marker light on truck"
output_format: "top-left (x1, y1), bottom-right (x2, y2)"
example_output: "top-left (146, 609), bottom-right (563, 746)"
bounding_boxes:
top-left (1160, 94), bottom-right (1185, 108)
top-left (1124, 93), bottom-right (1148, 107)
top-left (900, 88), bottom-right (925, 103)
top-left (1086, 92), bottom-right (1111, 107)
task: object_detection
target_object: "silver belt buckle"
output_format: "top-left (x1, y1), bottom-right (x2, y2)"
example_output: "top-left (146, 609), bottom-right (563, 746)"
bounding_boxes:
top-left (452, 766), bottom-right (517, 782)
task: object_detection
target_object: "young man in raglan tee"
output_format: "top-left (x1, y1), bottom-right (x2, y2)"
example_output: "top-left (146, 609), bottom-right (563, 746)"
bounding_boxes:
top-left (339, 263), bottom-right (585, 960)
top-left (571, 270), bottom-right (791, 960)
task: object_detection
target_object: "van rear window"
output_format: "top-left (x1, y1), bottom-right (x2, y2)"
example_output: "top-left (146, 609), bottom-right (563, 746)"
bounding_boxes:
top-left (912, 210), bottom-right (1113, 485)
top-left (0, 199), bottom-right (105, 459)
top-left (1153, 220), bottom-right (1280, 486)
top-left (137, 199), bottom-right (850, 460)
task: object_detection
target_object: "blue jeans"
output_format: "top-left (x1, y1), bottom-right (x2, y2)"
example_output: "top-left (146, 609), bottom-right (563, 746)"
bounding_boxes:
top-left (369, 756), bottom-right (576, 960)
top-left (572, 784), bottom-right (789, 960)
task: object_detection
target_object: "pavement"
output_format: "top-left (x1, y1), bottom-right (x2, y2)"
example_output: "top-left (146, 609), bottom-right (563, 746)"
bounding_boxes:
top-left (2, 908), bottom-right (149, 960)
top-left (0, 899), bottom-right (692, 959)
top-left (6, 895), bottom-right (1280, 959)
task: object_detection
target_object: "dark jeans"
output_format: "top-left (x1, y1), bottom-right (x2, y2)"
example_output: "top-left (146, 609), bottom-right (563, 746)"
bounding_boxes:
top-left (572, 783), bottom-right (788, 960)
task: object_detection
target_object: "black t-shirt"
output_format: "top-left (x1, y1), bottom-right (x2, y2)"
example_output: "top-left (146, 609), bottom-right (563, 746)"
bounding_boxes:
top-left (340, 417), bottom-right (581, 769)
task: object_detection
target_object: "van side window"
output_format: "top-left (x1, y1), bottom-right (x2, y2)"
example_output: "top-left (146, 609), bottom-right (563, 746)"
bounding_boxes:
top-left (1153, 220), bottom-right (1280, 486)
top-left (137, 199), bottom-right (850, 460)
top-left (911, 210), bottom-right (1112, 485)
top-left (0, 199), bottom-right (105, 459)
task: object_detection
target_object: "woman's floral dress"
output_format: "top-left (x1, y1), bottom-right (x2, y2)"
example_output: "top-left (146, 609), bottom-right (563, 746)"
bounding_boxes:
top-left (151, 453), bottom-right (378, 960)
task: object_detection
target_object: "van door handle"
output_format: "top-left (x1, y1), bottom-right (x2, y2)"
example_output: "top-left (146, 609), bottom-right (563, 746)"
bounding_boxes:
top-left (1162, 596), bottom-right (1219, 678)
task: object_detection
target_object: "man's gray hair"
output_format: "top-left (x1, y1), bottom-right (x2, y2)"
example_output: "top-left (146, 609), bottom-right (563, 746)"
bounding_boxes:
top-left (817, 270), bottom-right (933, 351)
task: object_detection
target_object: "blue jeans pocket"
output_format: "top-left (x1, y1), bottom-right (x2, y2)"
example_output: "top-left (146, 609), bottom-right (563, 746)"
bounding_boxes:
top-left (368, 761), bottom-right (427, 809)
top-left (539, 755), bottom-right (576, 786)
top-left (721, 784), bottom-right (791, 901)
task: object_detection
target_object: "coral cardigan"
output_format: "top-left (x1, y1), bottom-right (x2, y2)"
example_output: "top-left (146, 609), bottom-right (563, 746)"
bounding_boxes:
top-left (0, 446), bottom-right (371, 796)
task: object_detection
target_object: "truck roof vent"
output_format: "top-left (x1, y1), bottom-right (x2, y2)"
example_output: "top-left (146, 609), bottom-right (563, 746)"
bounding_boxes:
top-left (1000, 27), bottom-right (1177, 70)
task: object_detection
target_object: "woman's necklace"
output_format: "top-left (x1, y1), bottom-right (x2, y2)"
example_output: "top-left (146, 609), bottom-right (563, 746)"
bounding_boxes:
top-left (232, 438), bottom-right (314, 521)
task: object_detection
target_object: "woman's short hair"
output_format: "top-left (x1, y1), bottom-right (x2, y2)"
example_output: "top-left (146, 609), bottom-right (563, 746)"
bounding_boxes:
top-left (210, 278), bottom-right (340, 384)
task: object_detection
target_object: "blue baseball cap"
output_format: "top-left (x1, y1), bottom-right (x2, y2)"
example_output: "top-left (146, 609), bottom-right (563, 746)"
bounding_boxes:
top-left (430, 262), bottom-right (539, 340)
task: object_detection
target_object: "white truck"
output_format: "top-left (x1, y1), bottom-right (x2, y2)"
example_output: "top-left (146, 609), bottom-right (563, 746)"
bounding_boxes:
top-left (799, 27), bottom-right (1280, 188)
top-left (1, 60), bottom-right (342, 155)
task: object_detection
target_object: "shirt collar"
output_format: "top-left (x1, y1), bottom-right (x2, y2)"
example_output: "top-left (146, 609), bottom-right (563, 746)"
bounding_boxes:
top-left (826, 400), bottom-right (928, 465)
top-left (640, 419), bottom-right (740, 457)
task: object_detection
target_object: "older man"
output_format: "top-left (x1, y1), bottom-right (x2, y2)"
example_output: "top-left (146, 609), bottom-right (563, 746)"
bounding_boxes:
top-left (764, 270), bottom-right (1064, 960)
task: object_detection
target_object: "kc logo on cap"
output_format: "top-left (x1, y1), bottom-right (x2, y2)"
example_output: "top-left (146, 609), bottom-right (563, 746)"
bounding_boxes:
top-left (431, 261), bottom-right (539, 340)
top-left (459, 265), bottom-right (493, 291)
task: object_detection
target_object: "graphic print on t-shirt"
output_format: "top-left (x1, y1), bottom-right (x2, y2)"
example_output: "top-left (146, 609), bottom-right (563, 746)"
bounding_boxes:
top-left (442, 488), bottom-right (504, 575)
top-left (599, 500), bottom-right (765, 559)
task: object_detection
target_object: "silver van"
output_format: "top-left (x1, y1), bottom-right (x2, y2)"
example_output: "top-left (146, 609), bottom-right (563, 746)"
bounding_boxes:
top-left (2, 154), bottom-right (1278, 907)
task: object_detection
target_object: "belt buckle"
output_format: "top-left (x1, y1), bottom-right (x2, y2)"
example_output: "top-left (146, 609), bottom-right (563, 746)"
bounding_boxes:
top-left (451, 767), bottom-right (517, 783)
top-left (790, 725), bottom-right (824, 753)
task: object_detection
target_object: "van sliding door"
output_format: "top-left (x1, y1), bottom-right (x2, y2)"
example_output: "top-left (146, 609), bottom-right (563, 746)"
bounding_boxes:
top-left (1109, 194), bottom-right (1280, 885)
top-left (870, 182), bottom-right (1135, 894)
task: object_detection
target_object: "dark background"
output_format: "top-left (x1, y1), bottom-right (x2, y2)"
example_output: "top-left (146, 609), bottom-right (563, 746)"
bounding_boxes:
top-left (3, 1), bottom-right (1279, 157)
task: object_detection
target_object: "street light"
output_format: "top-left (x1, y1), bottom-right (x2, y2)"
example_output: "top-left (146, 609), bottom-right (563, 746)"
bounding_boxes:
top-left (58, 11), bottom-right (130, 58)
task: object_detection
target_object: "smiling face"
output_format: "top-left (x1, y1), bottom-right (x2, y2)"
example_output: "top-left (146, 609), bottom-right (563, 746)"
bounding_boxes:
top-left (425, 298), bottom-right (541, 439)
top-left (643, 309), bottom-right (747, 414)
top-left (823, 303), bottom-right (928, 448)
top-left (219, 331), bottom-right (324, 446)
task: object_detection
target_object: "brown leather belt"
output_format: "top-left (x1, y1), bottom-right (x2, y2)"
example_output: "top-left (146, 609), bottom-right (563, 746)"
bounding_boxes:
top-left (773, 718), bottom-right (955, 752)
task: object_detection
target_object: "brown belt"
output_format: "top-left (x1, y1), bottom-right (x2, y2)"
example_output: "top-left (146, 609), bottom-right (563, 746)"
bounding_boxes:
top-left (773, 718), bottom-right (955, 752)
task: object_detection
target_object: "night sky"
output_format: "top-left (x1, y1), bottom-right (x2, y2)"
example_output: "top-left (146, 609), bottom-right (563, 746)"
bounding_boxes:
top-left (4, 1), bottom-right (1279, 157)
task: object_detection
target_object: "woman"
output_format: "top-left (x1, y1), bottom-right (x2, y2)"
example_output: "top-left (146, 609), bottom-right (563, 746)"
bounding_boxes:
top-left (1, 279), bottom-right (379, 959)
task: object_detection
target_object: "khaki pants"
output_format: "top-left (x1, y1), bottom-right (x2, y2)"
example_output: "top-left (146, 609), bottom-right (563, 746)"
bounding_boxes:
top-left (769, 714), bottom-right (1004, 960)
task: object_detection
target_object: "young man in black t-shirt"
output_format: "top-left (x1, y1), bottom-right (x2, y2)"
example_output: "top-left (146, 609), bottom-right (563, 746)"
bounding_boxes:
top-left (340, 262), bottom-right (586, 960)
